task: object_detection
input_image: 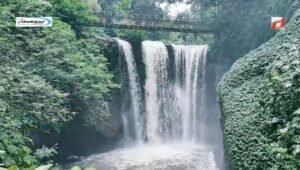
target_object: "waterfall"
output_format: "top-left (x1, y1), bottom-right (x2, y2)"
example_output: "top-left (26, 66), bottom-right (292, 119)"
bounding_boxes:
top-left (142, 41), bottom-right (169, 143)
top-left (116, 39), bottom-right (144, 143)
top-left (117, 39), bottom-right (209, 144)
top-left (142, 41), bottom-right (209, 143)
top-left (173, 45), bottom-right (208, 141)
top-left (79, 40), bottom-right (220, 170)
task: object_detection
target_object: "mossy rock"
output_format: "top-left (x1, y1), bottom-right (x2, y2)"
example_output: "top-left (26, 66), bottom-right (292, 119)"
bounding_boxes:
top-left (218, 8), bottom-right (300, 170)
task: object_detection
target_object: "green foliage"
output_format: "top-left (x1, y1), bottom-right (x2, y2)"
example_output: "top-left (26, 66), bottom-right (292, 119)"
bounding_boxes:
top-left (69, 38), bottom-right (119, 100)
top-left (114, 0), bottom-right (132, 11)
top-left (48, 0), bottom-right (99, 36)
top-left (0, 164), bottom-right (53, 170)
top-left (117, 30), bottom-right (147, 41)
top-left (0, 67), bottom-right (71, 166)
top-left (67, 38), bottom-right (120, 129)
top-left (0, 0), bottom-right (118, 168)
top-left (71, 166), bottom-right (81, 170)
top-left (217, 9), bottom-right (300, 169)
top-left (35, 146), bottom-right (58, 160)
top-left (99, 0), bottom-right (167, 41)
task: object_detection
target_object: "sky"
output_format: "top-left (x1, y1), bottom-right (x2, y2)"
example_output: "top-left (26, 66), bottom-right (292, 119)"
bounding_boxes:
top-left (158, 2), bottom-right (191, 17)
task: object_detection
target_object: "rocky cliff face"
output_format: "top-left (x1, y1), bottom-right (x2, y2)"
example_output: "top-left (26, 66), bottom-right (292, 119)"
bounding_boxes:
top-left (217, 8), bottom-right (300, 169)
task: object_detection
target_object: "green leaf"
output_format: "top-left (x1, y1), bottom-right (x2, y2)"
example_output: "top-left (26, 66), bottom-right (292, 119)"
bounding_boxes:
top-left (71, 166), bottom-right (81, 170)
top-left (271, 71), bottom-right (280, 80)
top-left (8, 166), bottom-right (18, 170)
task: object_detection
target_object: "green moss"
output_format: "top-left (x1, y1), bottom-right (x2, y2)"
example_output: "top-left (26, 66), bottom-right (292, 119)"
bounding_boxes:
top-left (218, 9), bottom-right (300, 170)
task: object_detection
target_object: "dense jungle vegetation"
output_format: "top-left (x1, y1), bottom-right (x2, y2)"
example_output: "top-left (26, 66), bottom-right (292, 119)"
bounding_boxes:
top-left (0, 0), bottom-right (119, 168)
top-left (0, 0), bottom-right (299, 169)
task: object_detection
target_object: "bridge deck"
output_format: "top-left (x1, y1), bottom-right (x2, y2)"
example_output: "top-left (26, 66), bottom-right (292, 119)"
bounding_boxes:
top-left (86, 12), bottom-right (214, 33)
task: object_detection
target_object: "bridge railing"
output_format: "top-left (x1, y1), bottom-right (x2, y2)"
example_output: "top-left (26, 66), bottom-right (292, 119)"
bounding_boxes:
top-left (98, 11), bottom-right (197, 23)
top-left (91, 11), bottom-right (213, 33)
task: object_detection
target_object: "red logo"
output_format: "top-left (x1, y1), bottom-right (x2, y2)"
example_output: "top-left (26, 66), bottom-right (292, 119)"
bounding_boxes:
top-left (272, 17), bottom-right (285, 30)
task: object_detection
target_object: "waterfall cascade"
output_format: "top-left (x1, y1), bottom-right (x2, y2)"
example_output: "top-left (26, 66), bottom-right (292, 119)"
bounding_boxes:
top-left (142, 42), bottom-right (208, 143)
top-left (173, 45), bottom-right (208, 142)
top-left (116, 39), bottom-right (144, 144)
top-left (78, 39), bottom-right (220, 170)
top-left (142, 41), bottom-right (170, 143)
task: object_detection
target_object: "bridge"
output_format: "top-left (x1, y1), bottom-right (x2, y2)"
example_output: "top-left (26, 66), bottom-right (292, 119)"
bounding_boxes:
top-left (86, 11), bottom-right (214, 34)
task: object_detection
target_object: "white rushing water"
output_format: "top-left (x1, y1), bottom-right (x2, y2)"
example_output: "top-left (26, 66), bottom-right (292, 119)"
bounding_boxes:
top-left (116, 39), bottom-right (144, 143)
top-left (173, 45), bottom-right (209, 142)
top-left (142, 42), bottom-right (209, 143)
top-left (142, 41), bottom-right (170, 143)
top-left (78, 40), bottom-right (218, 170)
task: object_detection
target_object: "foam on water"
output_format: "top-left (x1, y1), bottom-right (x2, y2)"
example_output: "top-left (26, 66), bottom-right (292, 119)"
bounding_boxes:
top-left (79, 143), bottom-right (218, 170)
